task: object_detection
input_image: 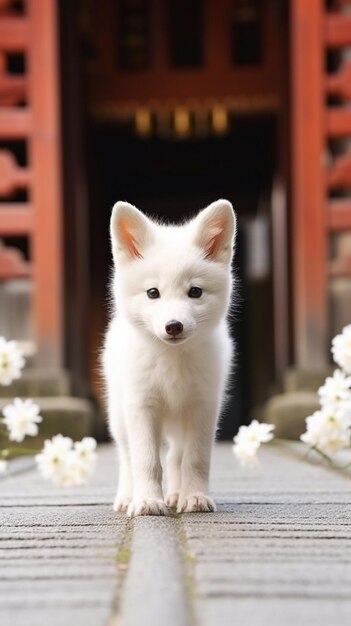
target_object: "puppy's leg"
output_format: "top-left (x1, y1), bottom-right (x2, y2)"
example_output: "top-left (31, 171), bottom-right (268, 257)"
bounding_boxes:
top-left (165, 439), bottom-right (183, 508)
top-left (126, 402), bottom-right (168, 517)
top-left (108, 398), bottom-right (133, 512)
top-left (178, 404), bottom-right (217, 513)
top-left (113, 439), bottom-right (133, 513)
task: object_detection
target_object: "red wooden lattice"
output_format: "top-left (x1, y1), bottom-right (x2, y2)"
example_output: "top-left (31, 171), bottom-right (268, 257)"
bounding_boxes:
top-left (290, 0), bottom-right (351, 367)
top-left (0, 0), bottom-right (63, 366)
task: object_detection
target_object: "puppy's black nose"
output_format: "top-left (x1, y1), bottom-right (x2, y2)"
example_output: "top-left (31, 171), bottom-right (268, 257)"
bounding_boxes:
top-left (165, 320), bottom-right (183, 337)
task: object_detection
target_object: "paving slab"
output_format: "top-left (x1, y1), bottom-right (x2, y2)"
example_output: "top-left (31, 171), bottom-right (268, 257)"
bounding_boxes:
top-left (121, 517), bottom-right (192, 626)
top-left (1, 441), bottom-right (351, 626)
top-left (0, 445), bottom-right (127, 626)
top-left (183, 443), bottom-right (351, 626)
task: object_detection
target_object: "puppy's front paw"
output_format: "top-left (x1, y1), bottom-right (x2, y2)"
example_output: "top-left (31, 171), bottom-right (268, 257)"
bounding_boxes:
top-left (113, 496), bottom-right (131, 513)
top-left (164, 492), bottom-right (179, 508)
top-left (127, 498), bottom-right (170, 517)
top-left (177, 493), bottom-right (216, 513)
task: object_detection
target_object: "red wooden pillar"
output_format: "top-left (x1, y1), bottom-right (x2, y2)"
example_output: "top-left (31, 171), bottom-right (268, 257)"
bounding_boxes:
top-left (290, 0), bottom-right (327, 367)
top-left (0, 0), bottom-right (63, 367)
top-left (28, 0), bottom-right (63, 367)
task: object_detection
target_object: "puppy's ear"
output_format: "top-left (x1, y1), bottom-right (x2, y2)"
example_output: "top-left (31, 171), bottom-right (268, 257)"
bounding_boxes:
top-left (193, 199), bottom-right (236, 263)
top-left (110, 201), bottom-right (153, 262)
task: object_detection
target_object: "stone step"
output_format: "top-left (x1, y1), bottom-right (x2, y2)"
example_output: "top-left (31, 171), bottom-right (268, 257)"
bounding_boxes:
top-left (0, 369), bottom-right (71, 399)
top-left (264, 391), bottom-right (320, 440)
top-left (283, 367), bottom-right (333, 393)
top-left (0, 396), bottom-right (95, 450)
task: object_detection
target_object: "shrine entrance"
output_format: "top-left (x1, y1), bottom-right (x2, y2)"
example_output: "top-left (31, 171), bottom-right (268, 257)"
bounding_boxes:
top-left (86, 115), bottom-right (278, 435)
top-left (2, 1), bottom-right (351, 437)
top-left (60, 0), bottom-right (288, 435)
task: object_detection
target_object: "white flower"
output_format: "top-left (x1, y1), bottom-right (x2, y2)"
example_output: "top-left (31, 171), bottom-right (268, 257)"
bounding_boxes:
top-left (340, 399), bottom-right (351, 419)
top-left (0, 460), bottom-right (8, 474)
top-left (331, 325), bottom-right (351, 374)
top-left (36, 434), bottom-right (73, 482)
top-left (233, 442), bottom-right (259, 467)
top-left (318, 369), bottom-right (351, 410)
top-left (2, 398), bottom-right (42, 442)
top-left (36, 434), bottom-right (97, 487)
top-left (68, 438), bottom-right (98, 485)
top-left (74, 436), bottom-right (97, 457)
top-left (234, 420), bottom-right (275, 447)
top-left (233, 420), bottom-right (275, 467)
top-left (74, 437), bottom-right (97, 471)
top-left (300, 408), bottom-right (351, 455)
top-left (0, 337), bottom-right (25, 386)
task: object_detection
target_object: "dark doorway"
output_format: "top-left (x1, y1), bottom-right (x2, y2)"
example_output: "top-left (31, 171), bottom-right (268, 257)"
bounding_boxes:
top-left (87, 115), bottom-right (277, 438)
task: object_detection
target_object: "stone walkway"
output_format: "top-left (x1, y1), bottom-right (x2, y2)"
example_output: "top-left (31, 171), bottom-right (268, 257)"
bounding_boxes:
top-left (1, 443), bottom-right (351, 626)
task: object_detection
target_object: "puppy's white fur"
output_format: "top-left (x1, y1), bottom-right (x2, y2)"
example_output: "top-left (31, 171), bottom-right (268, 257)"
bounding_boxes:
top-left (102, 199), bottom-right (236, 516)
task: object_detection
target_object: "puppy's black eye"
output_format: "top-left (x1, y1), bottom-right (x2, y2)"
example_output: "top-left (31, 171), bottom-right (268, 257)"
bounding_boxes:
top-left (147, 288), bottom-right (160, 299)
top-left (188, 286), bottom-right (202, 298)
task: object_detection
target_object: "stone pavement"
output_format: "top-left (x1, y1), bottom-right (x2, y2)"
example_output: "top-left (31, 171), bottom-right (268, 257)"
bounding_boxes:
top-left (1, 443), bottom-right (351, 626)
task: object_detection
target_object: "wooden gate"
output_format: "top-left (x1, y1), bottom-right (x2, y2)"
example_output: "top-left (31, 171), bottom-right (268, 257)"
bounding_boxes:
top-left (0, 0), bottom-right (62, 366)
top-left (291, 0), bottom-right (351, 368)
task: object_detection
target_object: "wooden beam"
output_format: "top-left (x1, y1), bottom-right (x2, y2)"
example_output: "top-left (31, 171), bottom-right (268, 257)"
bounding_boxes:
top-left (0, 240), bottom-right (32, 279)
top-left (325, 62), bottom-right (351, 100)
top-left (327, 109), bottom-right (351, 137)
top-left (0, 109), bottom-right (31, 138)
top-left (326, 14), bottom-right (351, 48)
top-left (0, 75), bottom-right (27, 106)
top-left (290, 0), bottom-right (327, 367)
top-left (0, 205), bottom-right (33, 234)
top-left (327, 151), bottom-right (351, 189)
top-left (0, 18), bottom-right (29, 51)
top-left (328, 200), bottom-right (351, 231)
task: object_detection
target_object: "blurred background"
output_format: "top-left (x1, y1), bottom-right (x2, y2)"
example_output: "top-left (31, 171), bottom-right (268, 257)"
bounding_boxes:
top-left (1, 0), bottom-right (351, 441)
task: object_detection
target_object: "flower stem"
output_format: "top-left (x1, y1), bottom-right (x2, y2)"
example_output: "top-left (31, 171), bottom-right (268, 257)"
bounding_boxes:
top-left (271, 437), bottom-right (312, 461)
top-left (311, 445), bottom-right (351, 470)
top-left (270, 438), bottom-right (351, 470)
top-left (1, 447), bottom-right (38, 457)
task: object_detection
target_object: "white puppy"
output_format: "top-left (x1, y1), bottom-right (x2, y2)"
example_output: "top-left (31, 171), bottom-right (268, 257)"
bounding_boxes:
top-left (102, 199), bottom-right (236, 516)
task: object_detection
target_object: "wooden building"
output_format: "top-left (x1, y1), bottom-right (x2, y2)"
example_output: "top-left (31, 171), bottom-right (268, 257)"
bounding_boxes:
top-left (0, 0), bottom-right (351, 436)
